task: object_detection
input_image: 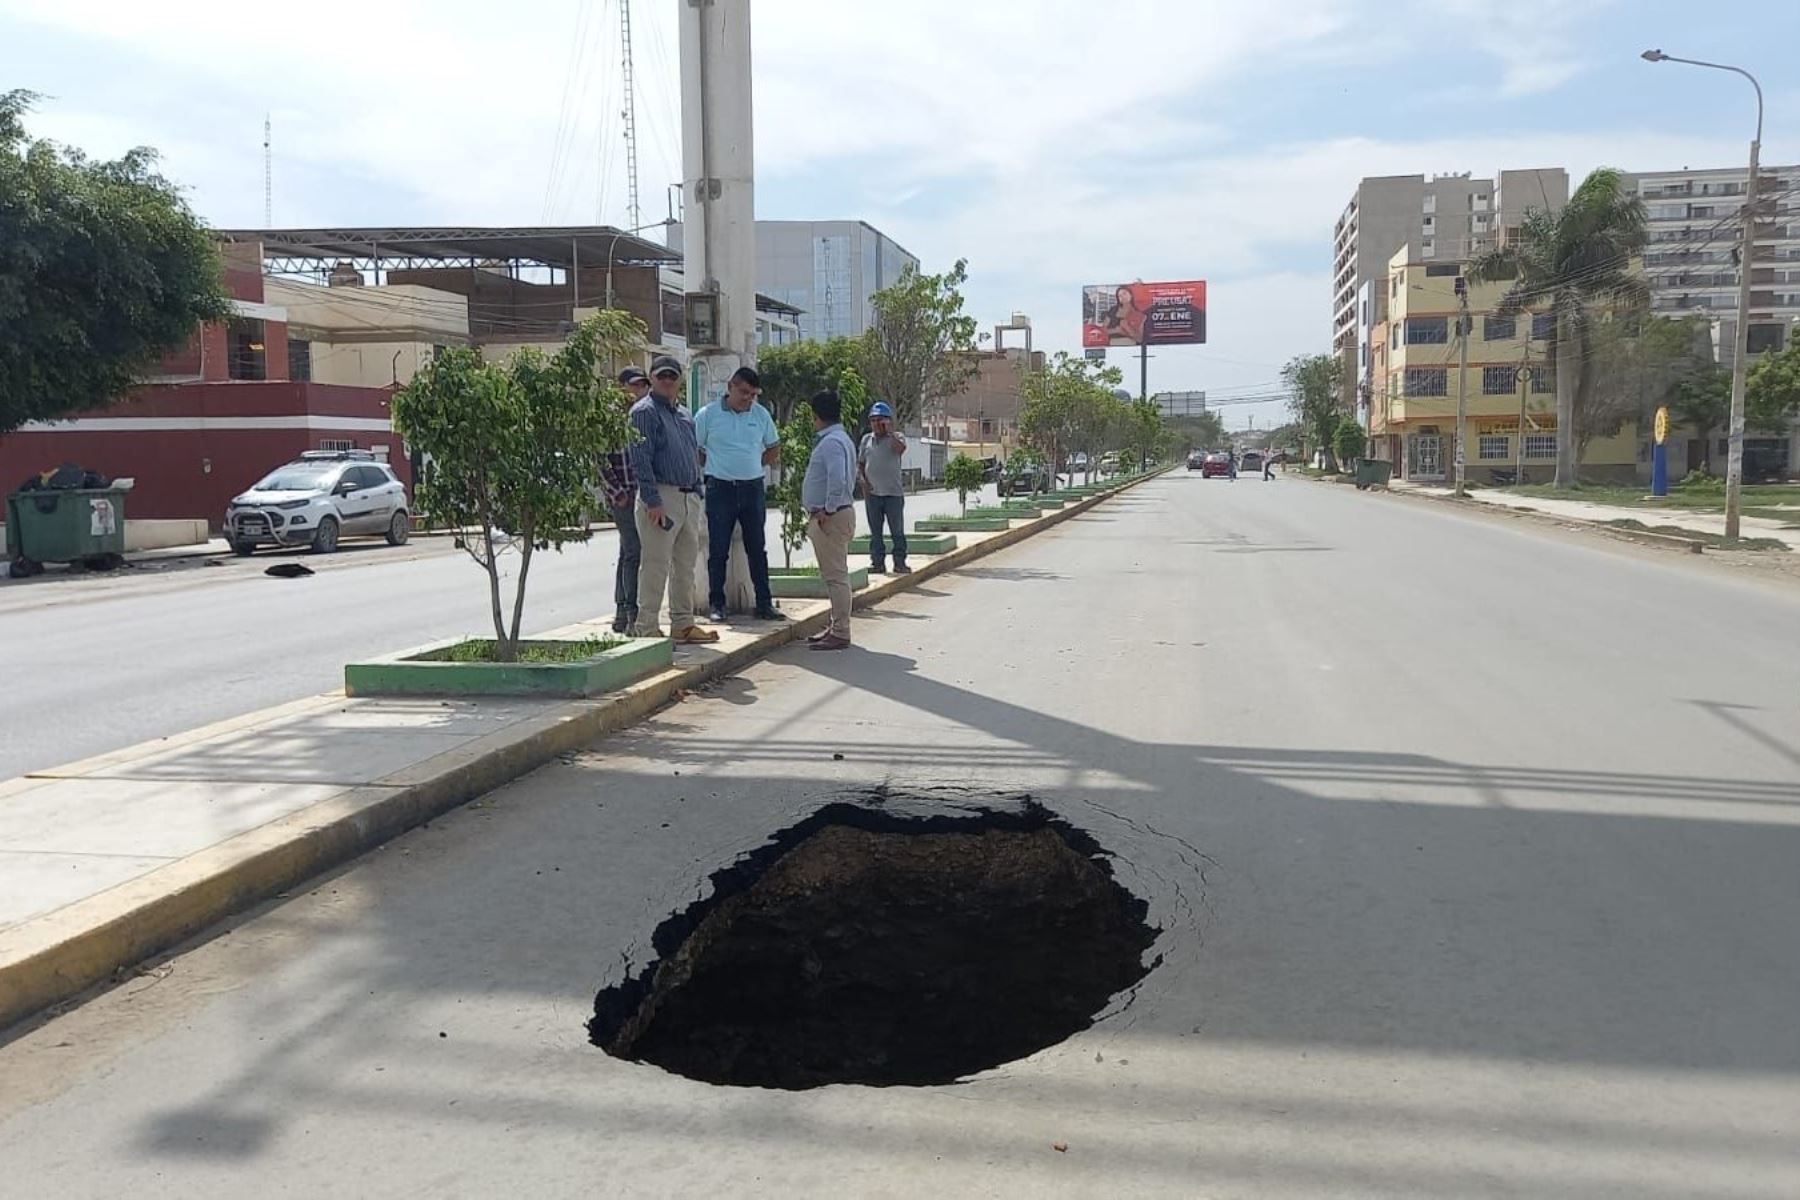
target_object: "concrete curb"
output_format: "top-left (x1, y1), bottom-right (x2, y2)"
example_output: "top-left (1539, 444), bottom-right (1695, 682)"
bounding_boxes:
top-left (0, 469), bottom-right (1167, 1031)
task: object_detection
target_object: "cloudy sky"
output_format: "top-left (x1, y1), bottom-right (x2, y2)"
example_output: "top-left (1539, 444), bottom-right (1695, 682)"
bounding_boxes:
top-left (5, 0), bottom-right (1798, 428)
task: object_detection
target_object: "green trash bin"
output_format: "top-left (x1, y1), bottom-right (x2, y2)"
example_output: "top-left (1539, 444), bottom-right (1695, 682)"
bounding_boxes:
top-left (6, 488), bottom-right (129, 576)
top-left (1353, 459), bottom-right (1394, 490)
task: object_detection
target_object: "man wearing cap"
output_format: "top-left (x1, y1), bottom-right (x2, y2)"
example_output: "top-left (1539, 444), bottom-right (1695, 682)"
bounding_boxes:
top-left (857, 400), bottom-right (909, 575)
top-left (600, 366), bottom-right (651, 632)
top-left (628, 356), bottom-right (719, 644)
top-left (694, 365), bottom-right (784, 623)
top-left (802, 389), bottom-right (858, 651)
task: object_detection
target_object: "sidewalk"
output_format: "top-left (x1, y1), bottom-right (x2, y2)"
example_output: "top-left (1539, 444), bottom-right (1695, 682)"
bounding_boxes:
top-left (0, 472), bottom-right (1160, 1027)
top-left (1390, 481), bottom-right (1800, 551)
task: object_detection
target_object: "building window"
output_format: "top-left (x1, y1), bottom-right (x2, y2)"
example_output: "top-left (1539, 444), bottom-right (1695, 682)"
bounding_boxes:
top-left (1423, 193), bottom-right (1437, 214)
top-left (1406, 317), bottom-right (1449, 345)
top-left (1524, 434), bottom-right (1557, 459)
top-left (1484, 315), bottom-right (1516, 340)
top-left (1531, 313), bottom-right (1554, 340)
top-left (1422, 241), bottom-right (1437, 259)
top-left (228, 318), bottom-right (267, 381)
top-left (1390, 323), bottom-right (1399, 350)
top-left (1425, 263), bottom-right (1460, 277)
top-left (1747, 323), bottom-right (1786, 354)
top-left (660, 290), bottom-right (686, 340)
top-left (1481, 366), bottom-right (1514, 394)
top-left (1391, 273), bottom-right (1399, 298)
top-left (287, 338), bottom-right (312, 382)
top-left (1423, 215), bottom-right (1435, 231)
top-left (1478, 434), bottom-right (1510, 459)
top-left (1405, 367), bottom-right (1448, 396)
top-left (1532, 368), bottom-right (1554, 394)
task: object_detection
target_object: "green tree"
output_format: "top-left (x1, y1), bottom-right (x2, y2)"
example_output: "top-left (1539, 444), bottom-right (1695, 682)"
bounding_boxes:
top-left (1, 89), bottom-right (230, 436)
top-left (1121, 398), bottom-right (1167, 469)
top-left (1169, 411), bottom-right (1227, 453)
top-left (1283, 353), bottom-right (1345, 469)
top-left (1747, 337), bottom-right (1800, 434)
top-left (757, 337), bottom-right (862, 425)
top-left (1580, 315), bottom-right (1712, 462)
top-left (944, 453), bottom-right (986, 515)
top-left (394, 311), bottom-right (642, 661)
top-left (1468, 167), bottom-right (1649, 488)
top-left (1019, 352), bottom-right (1121, 486)
top-left (768, 410), bottom-right (817, 568)
top-left (860, 259), bottom-right (982, 428)
top-left (1333, 415), bottom-right (1367, 465)
top-left (1672, 362), bottom-right (1730, 474)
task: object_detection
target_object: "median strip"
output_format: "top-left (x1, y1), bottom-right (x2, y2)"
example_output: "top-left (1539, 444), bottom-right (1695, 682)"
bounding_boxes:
top-left (0, 470), bottom-right (1165, 1030)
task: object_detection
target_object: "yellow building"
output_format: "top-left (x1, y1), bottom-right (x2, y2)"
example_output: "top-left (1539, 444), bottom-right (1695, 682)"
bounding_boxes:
top-left (1368, 247), bottom-right (1640, 484)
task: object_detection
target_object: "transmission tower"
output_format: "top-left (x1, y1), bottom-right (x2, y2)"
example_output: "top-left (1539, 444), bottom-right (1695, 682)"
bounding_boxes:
top-left (619, 0), bottom-right (641, 229)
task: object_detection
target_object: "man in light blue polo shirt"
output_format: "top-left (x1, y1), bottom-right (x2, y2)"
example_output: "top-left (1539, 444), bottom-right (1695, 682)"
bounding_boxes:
top-left (694, 365), bottom-right (783, 623)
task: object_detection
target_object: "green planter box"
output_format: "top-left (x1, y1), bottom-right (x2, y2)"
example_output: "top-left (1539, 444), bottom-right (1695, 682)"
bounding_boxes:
top-left (345, 635), bottom-right (672, 699)
top-left (768, 566), bottom-right (870, 597)
top-left (914, 517), bottom-right (1011, 532)
top-left (851, 532), bottom-right (957, 555)
top-left (1045, 491), bottom-right (1085, 502)
top-left (969, 506), bottom-right (1038, 519)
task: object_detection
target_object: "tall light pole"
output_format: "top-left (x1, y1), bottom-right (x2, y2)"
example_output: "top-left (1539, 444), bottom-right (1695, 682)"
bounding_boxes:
top-left (1642, 49), bottom-right (1763, 540)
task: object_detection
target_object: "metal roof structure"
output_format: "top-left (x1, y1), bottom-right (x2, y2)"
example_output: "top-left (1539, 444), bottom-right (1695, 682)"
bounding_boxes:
top-left (216, 225), bottom-right (681, 274)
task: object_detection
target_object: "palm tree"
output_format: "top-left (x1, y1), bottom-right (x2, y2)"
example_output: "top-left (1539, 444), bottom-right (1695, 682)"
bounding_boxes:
top-left (1468, 168), bottom-right (1648, 488)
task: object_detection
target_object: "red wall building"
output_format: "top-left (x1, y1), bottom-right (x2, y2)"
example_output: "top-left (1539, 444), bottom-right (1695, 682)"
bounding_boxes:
top-left (1, 244), bottom-right (411, 530)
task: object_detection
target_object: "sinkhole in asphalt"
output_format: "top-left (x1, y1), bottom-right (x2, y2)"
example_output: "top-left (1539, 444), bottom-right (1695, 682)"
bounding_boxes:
top-left (588, 798), bottom-right (1158, 1090)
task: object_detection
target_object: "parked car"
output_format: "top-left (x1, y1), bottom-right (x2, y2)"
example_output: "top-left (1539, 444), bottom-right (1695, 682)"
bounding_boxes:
top-left (1070, 452), bottom-right (1091, 474)
top-left (225, 450), bottom-right (411, 555)
top-left (999, 459), bottom-right (1053, 497)
top-left (1200, 451), bottom-right (1232, 478)
top-left (1186, 451), bottom-right (1206, 471)
top-left (1100, 452), bottom-right (1123, 474)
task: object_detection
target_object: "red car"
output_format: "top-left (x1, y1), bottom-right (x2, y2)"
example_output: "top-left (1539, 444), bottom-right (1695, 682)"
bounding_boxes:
top-left (1200, 452), bottom-right (1232, 478)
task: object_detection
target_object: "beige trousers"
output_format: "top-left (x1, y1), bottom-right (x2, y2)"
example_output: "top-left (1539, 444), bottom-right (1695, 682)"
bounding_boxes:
top-left (807, 506), bottom-right (857, 639)
top-left (633, 491), bottom-right (703, 635)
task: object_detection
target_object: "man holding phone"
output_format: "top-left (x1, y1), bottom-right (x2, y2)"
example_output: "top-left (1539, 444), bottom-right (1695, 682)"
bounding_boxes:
top-left (858, 400), bottom-right (909, 574)
top-left (628, 356), bottom-right (718, 644)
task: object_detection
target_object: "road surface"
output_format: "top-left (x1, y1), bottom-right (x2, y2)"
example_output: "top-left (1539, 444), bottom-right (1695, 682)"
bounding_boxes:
top-left (3, 474), bottom-right (1798, 1197)
top-left (0, 484), bottom-right (998, 779)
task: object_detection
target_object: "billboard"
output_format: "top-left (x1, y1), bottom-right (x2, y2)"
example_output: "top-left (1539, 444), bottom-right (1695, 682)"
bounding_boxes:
top-left (1082, 280), bottom-right (1206, 348)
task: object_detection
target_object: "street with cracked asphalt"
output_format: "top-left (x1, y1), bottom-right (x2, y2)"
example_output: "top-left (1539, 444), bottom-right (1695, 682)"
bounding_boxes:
top-left (3, 473), bottom-right (1798, 1197)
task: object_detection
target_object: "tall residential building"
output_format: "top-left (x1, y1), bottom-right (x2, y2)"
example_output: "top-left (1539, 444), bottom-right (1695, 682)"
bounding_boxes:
top-left (670, 219), bottom-right (919, 342)
top-left (1627, 164), bottom-right (1800, 364)
top-left (1332, 170), bottom-right (1568, 407)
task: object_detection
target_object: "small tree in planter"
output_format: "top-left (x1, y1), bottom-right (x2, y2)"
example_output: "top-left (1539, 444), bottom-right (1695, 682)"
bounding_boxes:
top-left (944, 452), bottom-right (985, 516)
top-left (1332, 415), bottom-right (1367, 468)
top-left (770, 409), bottom-right (817, 569)
top-left (393, 311), bottom-right (643, 662)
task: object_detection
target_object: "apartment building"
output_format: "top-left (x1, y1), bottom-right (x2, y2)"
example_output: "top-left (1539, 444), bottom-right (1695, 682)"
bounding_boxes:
top-left (1333, 170), bottom-right (1568, 409)
top-left (1366, 247), bottom-right (1640, 485)
top-left (1628, 163), bottom-right (1800, 364)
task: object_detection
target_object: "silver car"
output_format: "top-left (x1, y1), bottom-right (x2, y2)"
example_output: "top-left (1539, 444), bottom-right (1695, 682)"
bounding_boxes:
top-left (225, 451), bottom-right (411, 555)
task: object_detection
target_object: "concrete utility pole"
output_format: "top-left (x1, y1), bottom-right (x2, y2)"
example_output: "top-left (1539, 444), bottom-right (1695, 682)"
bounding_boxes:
top-left (1454, 274), bottom-right (1471, 497)
top-left (680, 0), bottom-right (758, 610)
top-left (1642, 49), bottom-right (1763, 541)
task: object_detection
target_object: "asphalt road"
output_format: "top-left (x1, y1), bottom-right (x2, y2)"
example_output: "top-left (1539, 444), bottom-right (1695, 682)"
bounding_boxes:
top-left (0, 484), bottom-right (996, 779)
top-left (4, 474), bottom-right (1798, 1197)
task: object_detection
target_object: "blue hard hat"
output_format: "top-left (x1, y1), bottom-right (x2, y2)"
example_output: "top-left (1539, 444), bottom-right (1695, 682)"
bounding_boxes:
top-left (869, 401), bottom-right (894, 419)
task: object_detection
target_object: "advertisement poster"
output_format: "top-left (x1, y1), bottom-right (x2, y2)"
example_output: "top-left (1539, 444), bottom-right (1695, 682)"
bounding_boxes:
top-left (1082, 280), bottom-right (1207, 348)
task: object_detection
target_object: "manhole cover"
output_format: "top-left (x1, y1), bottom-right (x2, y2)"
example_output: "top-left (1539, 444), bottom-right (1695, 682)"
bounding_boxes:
top-left (589, 799), bottom-right (1158, 1089)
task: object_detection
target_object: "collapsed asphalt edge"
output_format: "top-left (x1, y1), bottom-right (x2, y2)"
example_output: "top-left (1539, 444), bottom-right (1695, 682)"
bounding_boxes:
top-left (0, 469), bottom-right (1168, 1032)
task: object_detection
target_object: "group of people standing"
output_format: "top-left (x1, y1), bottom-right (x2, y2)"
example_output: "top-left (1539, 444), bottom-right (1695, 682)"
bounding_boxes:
top-left (599, 357), bottom-right (911, 652)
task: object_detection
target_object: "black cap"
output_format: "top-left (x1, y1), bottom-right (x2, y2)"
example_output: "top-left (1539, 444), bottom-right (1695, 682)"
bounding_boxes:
top-left (650, 355), bottom-right (683, 378)
top-left (617, 366), bottom-right (648, 385)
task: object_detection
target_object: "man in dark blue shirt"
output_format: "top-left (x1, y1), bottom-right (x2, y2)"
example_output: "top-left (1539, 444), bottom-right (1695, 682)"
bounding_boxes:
top-left (628, 356), bottom-right (718, 644)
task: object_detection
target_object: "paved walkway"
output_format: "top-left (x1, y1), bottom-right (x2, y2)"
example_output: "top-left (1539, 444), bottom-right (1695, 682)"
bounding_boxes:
top-left (1392, 481), bottom-right (1800, 551)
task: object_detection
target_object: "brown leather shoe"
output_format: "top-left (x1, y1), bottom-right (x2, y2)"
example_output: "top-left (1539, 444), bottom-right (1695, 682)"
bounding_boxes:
top-left (808, 634), bottom-right (851, 651)
top-left (673, 624), bottom-right (721, 644)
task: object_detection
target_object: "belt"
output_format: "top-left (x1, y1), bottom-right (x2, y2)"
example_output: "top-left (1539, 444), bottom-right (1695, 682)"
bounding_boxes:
top-left (705, 476), bottom-right (764, 486)
top-left (676, 485), bottom-right (702, 494)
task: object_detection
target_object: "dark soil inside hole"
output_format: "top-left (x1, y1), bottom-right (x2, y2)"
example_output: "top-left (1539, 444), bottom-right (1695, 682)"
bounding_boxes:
top-left (589, 801), bottom-right (1157, 1089)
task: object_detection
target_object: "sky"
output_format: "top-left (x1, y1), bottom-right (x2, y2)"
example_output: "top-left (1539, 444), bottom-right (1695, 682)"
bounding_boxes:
top-left (4, 0), bottom-right (1799, 429)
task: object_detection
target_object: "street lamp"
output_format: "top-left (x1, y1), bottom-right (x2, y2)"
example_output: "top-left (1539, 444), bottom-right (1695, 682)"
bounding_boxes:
top-left (1642, 49), bottom-right (1764, 540)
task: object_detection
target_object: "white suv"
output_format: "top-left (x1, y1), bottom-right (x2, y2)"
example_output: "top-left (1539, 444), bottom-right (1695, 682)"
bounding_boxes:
top-left (225, 451), bottom-right (411, 555)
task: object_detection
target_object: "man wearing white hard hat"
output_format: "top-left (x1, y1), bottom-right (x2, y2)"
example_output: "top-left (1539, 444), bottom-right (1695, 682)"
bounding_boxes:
top-left (857, 400), bottom-right (909, 575)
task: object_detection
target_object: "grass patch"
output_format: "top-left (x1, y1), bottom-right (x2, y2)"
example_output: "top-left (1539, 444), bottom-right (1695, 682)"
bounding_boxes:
top-left (421, 635), bottom-right (625, 664)
top-left (1506, 482), bottom-right (1800, 512)
top-left (1604, 518), bottom-right (1788, 551)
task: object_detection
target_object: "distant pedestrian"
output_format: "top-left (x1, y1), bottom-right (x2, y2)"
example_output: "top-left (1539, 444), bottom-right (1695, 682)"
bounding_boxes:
top-left (695, 365), bottom-right (785, 624)
top-left (1227, 450), bottom-right (1238, 481)
top-left (601, 366), bottom-right (651, 632)
top-left (803, 389), bottom-right (858, 651)
top-left (629, 355), bottom-right (718, 645)
top-left (1262, 452), bottom-right (1275, 481)
top-left (858, 401), bottom-right (910, 575)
